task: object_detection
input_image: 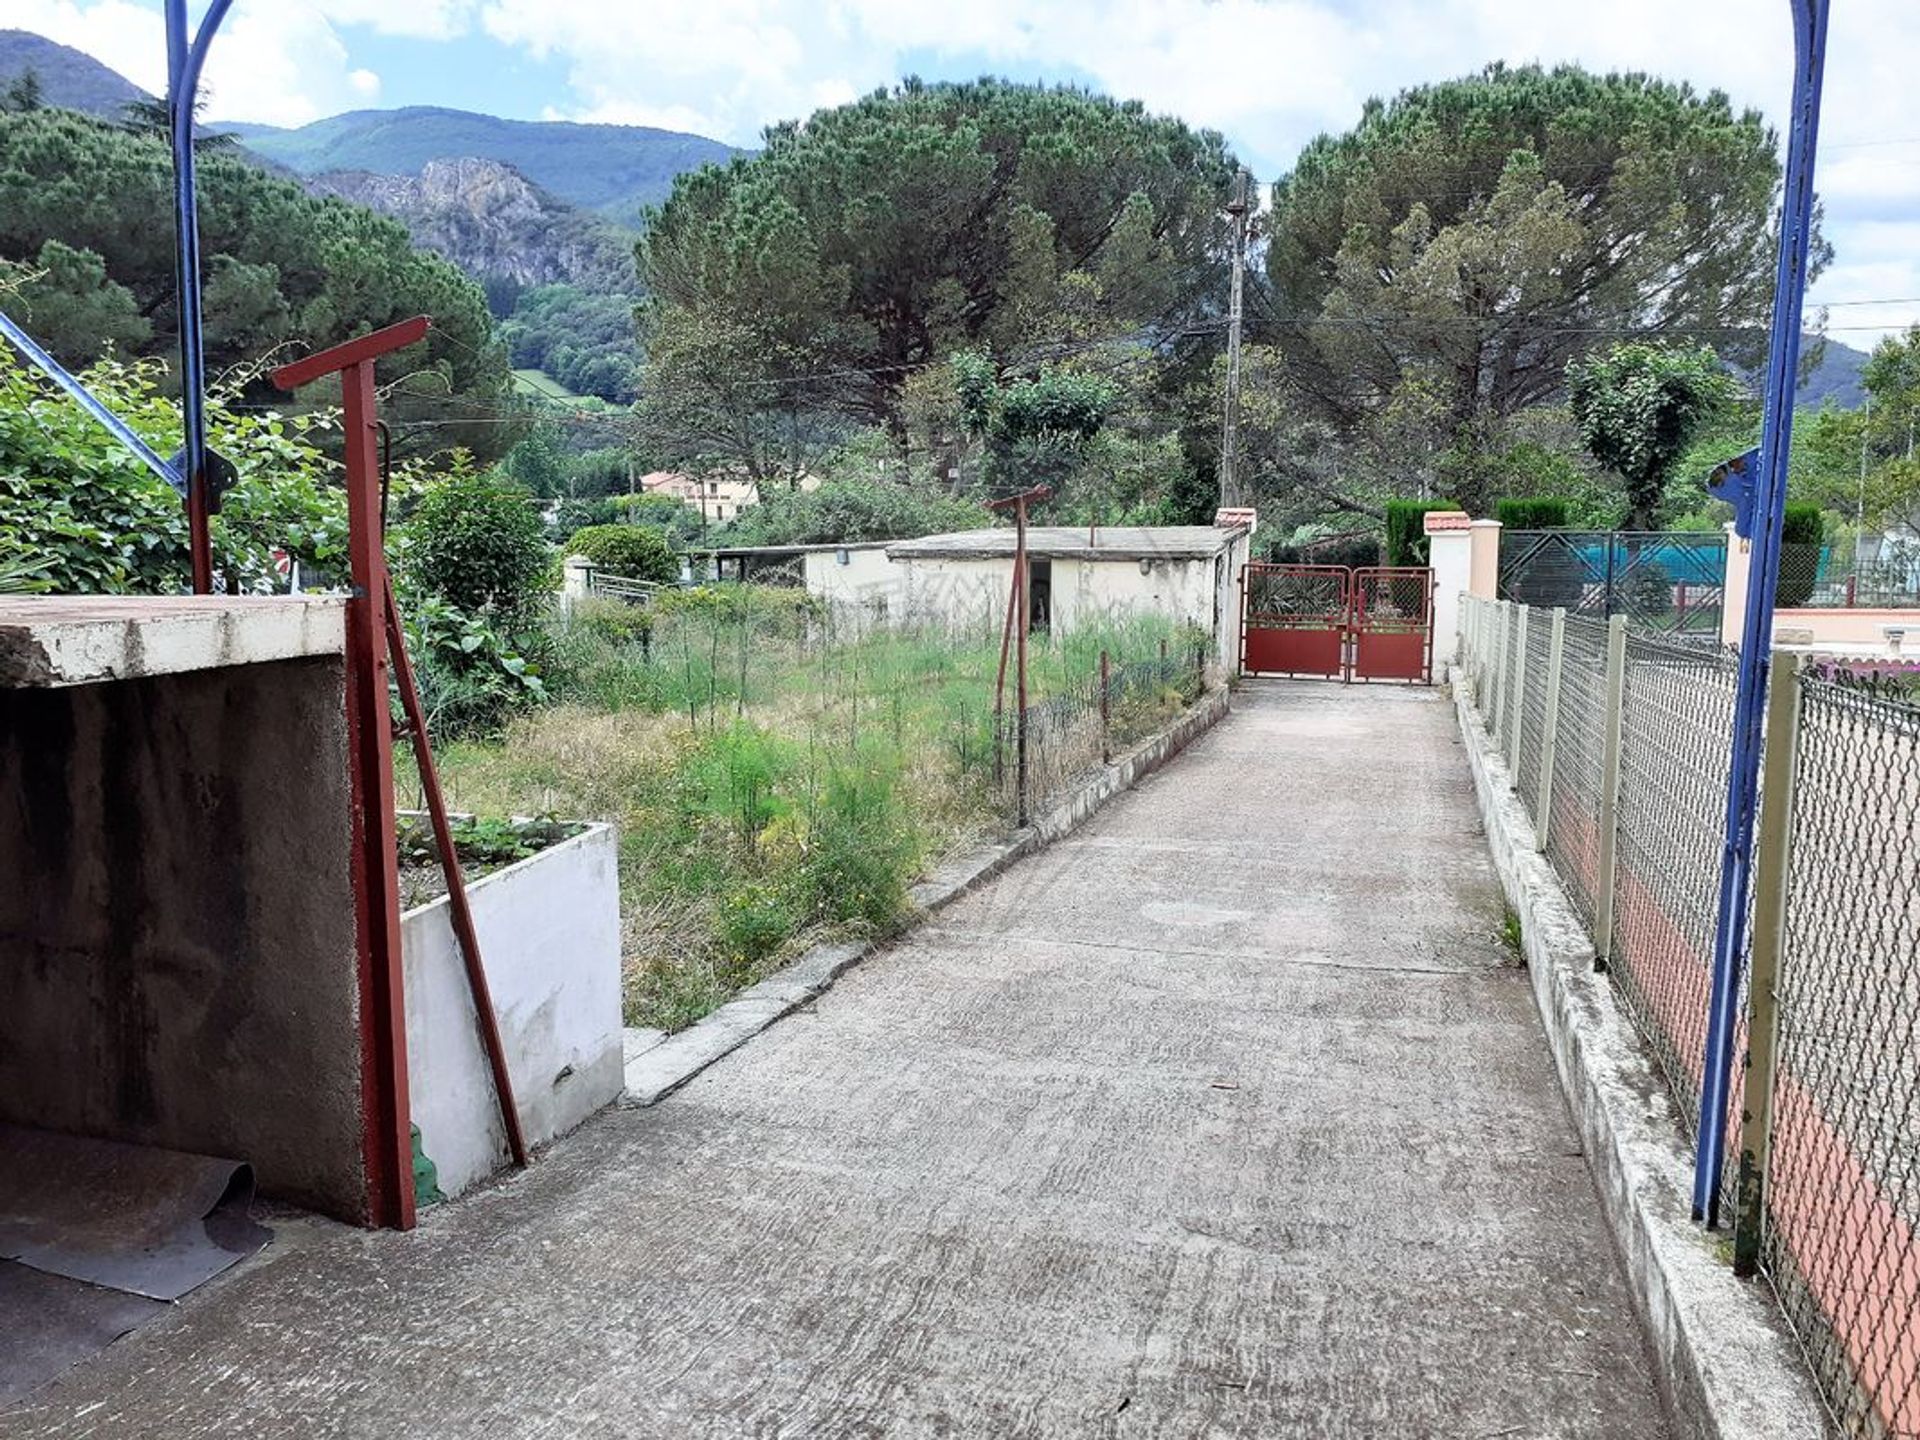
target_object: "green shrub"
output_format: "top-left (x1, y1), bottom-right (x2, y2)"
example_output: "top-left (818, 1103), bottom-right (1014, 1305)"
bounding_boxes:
top-left (403, 595), bottom-right (547, 737)
top-left (717, 885), bottom-right (795, 966)
top-left (1777, 502), bottom-right (1826, 607)
top-left (1494, 497), bottom-right (1572, 530)
top-left (570, 596), bottom-right (654, 649)
top-left (1270, 535), bottom-right (1381, 569)
top-left (406, 462), bottom-right (549, 617)
top-left (797, 765), bottom-right (918, 931)
top-left (566, 523), bottom-right (679, 585)
top-left (1383, 499), bottom-right (1460, 567)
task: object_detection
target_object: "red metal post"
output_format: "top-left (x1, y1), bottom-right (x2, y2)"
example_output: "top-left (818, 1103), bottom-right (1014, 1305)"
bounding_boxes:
top-left (187, 477), bottom-right (214, 594)
top-left (275, 316), bottom-right (429, 1230)
top-left (385, 574), bottom-right (529, 1170)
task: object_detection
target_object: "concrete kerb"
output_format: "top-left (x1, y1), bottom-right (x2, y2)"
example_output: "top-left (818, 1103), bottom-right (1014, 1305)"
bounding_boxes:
top-left (619, 684), bottom-right (1234, 1108)
top-left (1451, 682), bottom-right (1828, 1440)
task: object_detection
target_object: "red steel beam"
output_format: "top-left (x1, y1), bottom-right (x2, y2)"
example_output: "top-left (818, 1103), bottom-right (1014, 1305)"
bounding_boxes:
top-left (275, 318), bottom-right (430, 1230)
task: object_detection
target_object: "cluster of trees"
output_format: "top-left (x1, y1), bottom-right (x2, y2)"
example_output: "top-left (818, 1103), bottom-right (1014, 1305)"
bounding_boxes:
top-left (499, 283), bottom-right (639, 403)
top-left (621, 64), bottom-right (1843, 544)
top-left (0, 105), bottom-right (514, 458)
top-left (633, 78), bottom-right (1237, 512)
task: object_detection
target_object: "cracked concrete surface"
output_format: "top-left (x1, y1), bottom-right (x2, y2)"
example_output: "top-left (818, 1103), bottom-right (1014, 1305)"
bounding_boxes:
top-left (4, 681), bottom-right (1671, 1439)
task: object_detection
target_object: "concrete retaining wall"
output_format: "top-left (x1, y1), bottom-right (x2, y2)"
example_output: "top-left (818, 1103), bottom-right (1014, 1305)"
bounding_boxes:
top-left (403, 822), bottom-right (623, 1199)
top-left (0, 656), bottom-right (368, 1219)
top-left (1451, 682), bottom-right (1828, 1440)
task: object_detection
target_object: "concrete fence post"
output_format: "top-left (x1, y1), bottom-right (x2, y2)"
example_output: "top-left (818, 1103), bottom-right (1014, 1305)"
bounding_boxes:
top-left (1591, 615), bottom-right (1630, 971)
top-left (1491, 601), bottom-right (1511, 748)
top-left (1732, 651), bottom-right (1805, 1277)
top-left (1099, 649), bottom-right (1112, 764)
top-left (1535, 607), bottom-right (1567, 849)
top-left (1506, 604), bottom-right (1530, 778)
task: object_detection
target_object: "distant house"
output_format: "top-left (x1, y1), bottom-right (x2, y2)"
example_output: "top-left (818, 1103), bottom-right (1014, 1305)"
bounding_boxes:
top-left (639, 469), bottom-right (820, 525)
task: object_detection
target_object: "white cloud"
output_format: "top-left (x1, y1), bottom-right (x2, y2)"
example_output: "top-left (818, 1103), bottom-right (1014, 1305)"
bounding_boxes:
top-left (0, 0), bottom-right (395, 125)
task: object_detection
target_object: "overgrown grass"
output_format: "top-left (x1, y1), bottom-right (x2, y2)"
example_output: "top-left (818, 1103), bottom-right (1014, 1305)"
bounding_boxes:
top-left (430, 587), bottom-right (1204, 1031)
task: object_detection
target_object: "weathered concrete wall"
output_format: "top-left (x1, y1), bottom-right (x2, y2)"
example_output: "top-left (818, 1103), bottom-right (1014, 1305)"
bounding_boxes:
top-left (802, 547), bottom-right (898, 612)
top-left (0, 656), bottom-right (368, 1220)
top-left (403, 822), bottom-right (623, 1199)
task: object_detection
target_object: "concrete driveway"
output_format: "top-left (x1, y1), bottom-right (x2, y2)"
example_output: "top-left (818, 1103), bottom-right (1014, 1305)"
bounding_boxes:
top-left (5, 681), bottom-right (1670, 1438)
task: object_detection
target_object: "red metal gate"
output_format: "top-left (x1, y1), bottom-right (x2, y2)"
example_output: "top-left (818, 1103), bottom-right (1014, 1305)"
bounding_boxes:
top-left (1351, 566), bottom-right (1433, 682)
top-left (1240, 563), bottom-right (1432, 683)
top-left (1241, 564), bottom-right (1350, 678)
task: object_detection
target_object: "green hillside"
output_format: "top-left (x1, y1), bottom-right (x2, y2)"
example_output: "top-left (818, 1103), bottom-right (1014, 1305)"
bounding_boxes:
top-left (0, 29), bottom-right (148, 116)
top-left (224, 107), bottom-right (737, 221)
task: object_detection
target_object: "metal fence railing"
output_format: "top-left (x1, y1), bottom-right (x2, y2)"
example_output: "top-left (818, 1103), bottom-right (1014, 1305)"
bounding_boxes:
top-left (1458, 596), bottom-right (1920, 1439)
top-left (993, 642), bottom-right (1209, 825)
top-left (1777, 542), bottom-right (1920, 610)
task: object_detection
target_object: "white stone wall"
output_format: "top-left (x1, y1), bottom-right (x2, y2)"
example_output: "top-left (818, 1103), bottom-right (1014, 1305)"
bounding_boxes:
top-left (402, 821), bottom-right (623, 1200)
top-left (802, 548), bottom-right (901, 613)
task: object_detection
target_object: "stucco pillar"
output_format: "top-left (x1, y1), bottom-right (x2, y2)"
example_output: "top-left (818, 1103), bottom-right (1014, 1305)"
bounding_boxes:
top-left (1426, 515), bottom-right (1474, 680)
top-left (1467, 519), bottom-right (1502, 600)
top-left (1721, 522), bottom-right (1750, 649)
top-left (561, 556), bottom-right (594, 614)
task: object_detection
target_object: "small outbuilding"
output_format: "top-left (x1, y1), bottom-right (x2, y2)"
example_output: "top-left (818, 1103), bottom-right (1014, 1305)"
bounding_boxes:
top-left (881, 524), bottom-right (1253, 670)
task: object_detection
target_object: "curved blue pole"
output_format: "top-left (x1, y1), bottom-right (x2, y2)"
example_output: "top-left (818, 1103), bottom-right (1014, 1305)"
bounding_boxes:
top-left (1693, 0), bottom-right (1830, 1224)
top-left (164, 0), bottom-right (235, 592)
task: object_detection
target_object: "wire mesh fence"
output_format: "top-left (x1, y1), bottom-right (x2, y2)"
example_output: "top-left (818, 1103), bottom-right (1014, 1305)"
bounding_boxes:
top-left (993, 641), bottom-right (1209, 823)
top-left (1608, 632), bottom-right (1739, 1135)
top-left (1543, 616), bottom-right (1611, 930)
top-left (1515, 611), bottom-right (1552, 816)
top-left (1778, 542), bottom-right (1920, 610)
top-left (1458, 595), bottom-right (1920, 1437)
top-left (1764, 671), bottom-right (1920, 1439)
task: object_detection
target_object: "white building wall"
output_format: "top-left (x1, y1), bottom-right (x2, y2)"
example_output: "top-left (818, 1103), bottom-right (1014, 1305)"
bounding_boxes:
top-left (888, 532), bottom-right (1252, 667)
top-left (803, 548), bottom-right (900, 612)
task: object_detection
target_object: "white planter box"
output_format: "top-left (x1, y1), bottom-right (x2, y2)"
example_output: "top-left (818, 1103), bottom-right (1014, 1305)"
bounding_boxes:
top-left (401, 821), bottom-right (622, 1200)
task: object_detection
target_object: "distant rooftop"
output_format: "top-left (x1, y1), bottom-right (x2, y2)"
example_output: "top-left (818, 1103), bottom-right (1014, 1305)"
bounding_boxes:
top-left (886, 525), bottom-right (1246, 563)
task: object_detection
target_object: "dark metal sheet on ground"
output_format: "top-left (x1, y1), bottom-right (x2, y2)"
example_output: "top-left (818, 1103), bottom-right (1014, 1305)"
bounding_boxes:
top-left (0, 1261), bottom-right (166, 1406)
top-left (0, 1125), bottom-right (270, 1301)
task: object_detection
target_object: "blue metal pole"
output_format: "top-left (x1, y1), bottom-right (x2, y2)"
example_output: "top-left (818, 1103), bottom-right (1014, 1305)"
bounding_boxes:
top-left (164, 0), bottom-right (235, 593)
top-left (1693, 0), bottom-right (1830, 1224)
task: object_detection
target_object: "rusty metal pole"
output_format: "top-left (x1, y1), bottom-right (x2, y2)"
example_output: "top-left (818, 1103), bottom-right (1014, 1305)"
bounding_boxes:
top-left (1015, 494), bottom-right (1031, 828)
top-left (274, 316), bottom-right (442, 1229)
top-left (276, 319), bottom-right (428, 1231)
top-left (384, 574), bottom-right (529, 1170)
top-left (1100, 648), bottom-right (1112, 764)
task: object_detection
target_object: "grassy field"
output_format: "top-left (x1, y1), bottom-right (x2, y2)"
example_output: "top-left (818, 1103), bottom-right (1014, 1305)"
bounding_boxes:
top-left (431, 589), bottom-right (1202, 1031)
top-left (510, 368), bottom-right (588, 405)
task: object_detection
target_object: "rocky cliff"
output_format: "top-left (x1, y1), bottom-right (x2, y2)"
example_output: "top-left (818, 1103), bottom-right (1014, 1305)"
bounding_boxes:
top-left (311, 157), bottom-right (637, 293)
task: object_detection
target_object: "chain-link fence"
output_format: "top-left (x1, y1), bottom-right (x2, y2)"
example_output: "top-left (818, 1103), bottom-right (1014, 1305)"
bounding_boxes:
top-left (1778, 542), bottom-right (1920, 609)
top-left (1764, 670), bottom-right (1920, 1439)
top-left (1609, 632), bottom-right (1739, 1132)
top-left (993, 641), bottom-right (1209, 824)
top-left (1457, 596), bottom-right (1920, 1437)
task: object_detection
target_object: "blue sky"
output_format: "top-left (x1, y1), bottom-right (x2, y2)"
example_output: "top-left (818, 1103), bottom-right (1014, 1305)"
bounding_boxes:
top-left (6, 0), bottom-right (1919, 343)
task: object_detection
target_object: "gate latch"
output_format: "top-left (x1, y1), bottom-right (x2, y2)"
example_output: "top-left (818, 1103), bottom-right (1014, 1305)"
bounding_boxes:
top-left (1706, 447), bottom-right (1761, 541)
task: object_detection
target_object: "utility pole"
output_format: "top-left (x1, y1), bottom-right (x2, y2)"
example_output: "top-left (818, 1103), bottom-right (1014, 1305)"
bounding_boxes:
top-left (1219, 168), bottom-right (1251, 510)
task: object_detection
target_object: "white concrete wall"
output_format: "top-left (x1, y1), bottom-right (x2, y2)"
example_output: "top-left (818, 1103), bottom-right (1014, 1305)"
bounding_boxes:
top-left (803, 548), bottom-right (900, 613)
top-left (893, 556), bottom-right (1012, 633)
top-left (403, 821), bottom-right (623, 1200)
top-left (886, 538), bottom-right (1250, 664)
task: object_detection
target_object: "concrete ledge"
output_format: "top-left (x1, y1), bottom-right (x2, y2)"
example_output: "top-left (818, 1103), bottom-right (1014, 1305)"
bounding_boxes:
top-left (1451, 683), bottom-right (1827, 1440)
top-left (622, 684), bottom-right (1233, 1107)
top-left (0, 596), bottom-right (347, 688)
